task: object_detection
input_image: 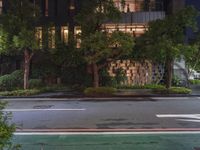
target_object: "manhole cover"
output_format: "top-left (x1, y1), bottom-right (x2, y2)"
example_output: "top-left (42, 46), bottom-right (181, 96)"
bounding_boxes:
top-left (194, 147), bottom-right (200, 150)
top-left (33, 105), bottom-right (53, 109)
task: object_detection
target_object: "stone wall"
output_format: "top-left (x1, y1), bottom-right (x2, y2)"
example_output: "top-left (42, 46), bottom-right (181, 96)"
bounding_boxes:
top-left (108, 60), bottom-right (153, 85)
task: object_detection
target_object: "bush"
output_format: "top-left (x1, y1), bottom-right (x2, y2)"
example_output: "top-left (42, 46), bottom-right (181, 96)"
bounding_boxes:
top-left (189, 79), bottom-right (200, 85)
top-left (153, 87), bottom-right (191, 94)
top-left (84, 87), bottom-right (117, 97)
top-left (0, 70), bottom-right (23, 91)
top-left (29, 79), bottom-right (44, 88)
top-left (0, 89), bottom-right (41, 96)
top-left (116, 84), bottom-right (165, 90)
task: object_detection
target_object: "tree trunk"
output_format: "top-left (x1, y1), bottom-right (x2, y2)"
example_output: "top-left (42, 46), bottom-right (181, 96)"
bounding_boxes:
top-left (24, 49), bottom-right (33, 90)
top-left (92, 63), bottom-right (99, 88)
top-left (166, 58), bottom-right (173, 89)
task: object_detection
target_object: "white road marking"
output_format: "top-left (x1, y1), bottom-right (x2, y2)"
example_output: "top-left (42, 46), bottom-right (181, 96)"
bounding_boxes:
top-left (178, 119), bottom-right (200, 123)
top-left (157, 114), bottom-right (200, 123)
top-left (152, 97), bottom-right (189, 100)
top-left (14, 131), bottom-right (200, 136)
top-left (2, 108), bottom-right (86, 112)
top-left (157, 114), bottom-right (200, 119)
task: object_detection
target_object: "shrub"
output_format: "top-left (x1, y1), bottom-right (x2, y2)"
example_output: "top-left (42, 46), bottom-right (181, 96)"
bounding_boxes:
top-left (84, 87), bottom-right (117, 97)
top-left (153, 87), bottom-right (191, 94)
top-left (0, 70), bottom-right (23, 91)
top-left (189, 79), bottom-right (200, 85)
top-left (116, 84), bottom-right (165, 90)
top-left (0, 89), bottom-right (41, 96)
top-left (29, 79), bottom-right (44, 88)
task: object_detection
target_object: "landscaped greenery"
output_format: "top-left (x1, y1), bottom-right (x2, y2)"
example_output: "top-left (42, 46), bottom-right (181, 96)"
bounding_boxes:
top-left (0, 86), bottom-right (70, 96)
top-left (0, 102), bottom-right (19, 149)
top-left (84, 87), bottom-right (117, 97)
top-left (189, 79), bottom-right (200, 85)
top-left (116, 84), bottom-right (165, 90)
top-left (153, 87), bottom-right (192, 94)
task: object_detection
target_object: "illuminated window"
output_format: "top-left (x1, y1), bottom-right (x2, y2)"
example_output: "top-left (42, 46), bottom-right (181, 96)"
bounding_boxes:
top-left (35, 27), bottom-right (43, 48)
top-left (74, 26), bottom-right (81, 48)
top-left (113, 0), bottom-right (158, 12)
top-left (61, 26), bottom-right (69, 44)
top-left (0, 0), bottom-right (2, 15)
top-left (69, 0), bottom-right (75, 10)
top-left (45, 0), bottom-right (48, 16)
top-left (103, 24), bottom-right (147, 37)
top-left (48, 27), bottom-right (55, 48)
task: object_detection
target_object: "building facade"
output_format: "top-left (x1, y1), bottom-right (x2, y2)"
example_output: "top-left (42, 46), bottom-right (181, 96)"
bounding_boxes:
top-left (1, 0), bottom-right (192, 85)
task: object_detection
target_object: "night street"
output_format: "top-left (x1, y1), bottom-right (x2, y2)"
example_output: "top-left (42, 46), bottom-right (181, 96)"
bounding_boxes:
top-left (3, 97), bottom-right (200, 131)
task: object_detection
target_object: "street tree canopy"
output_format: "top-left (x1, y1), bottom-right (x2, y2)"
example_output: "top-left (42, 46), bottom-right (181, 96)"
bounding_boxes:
top-left (135, 6), bottom-right (199, 88)
top-left (81, 31), bottom-right (134, 87)
top-left (76, 0), bottom-right (134, 87)
top-left (0, 0), bottom-right (40, 89)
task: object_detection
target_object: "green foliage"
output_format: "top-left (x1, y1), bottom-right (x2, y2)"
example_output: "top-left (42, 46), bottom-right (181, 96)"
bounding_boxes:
top-left (116, 84), bottom-right (165, 90)
top-left (0, 86), bottom-right (70, 96)
top-left (0, 89), bottom-right (41, 96)
top-left (172, 76), bottom-right (182, 86)
top-left (1, 0), bottom-right (40, 54)
top-left (153, 87), bottom-right (192, 94)
top-left (135, 6), bottom-right (199, 63)
top-left (0, 102), bottom-right (16, 150)
top-left (76, 0), bottom-right (121, 35)
top-left (184, 34), bottom-right (200, 72)
top-left (189, 79), bottom-right (200, 85)
top-left (82, 31), bottom-right (134, 66)
top-left (29, 79), bottom-right (44, 89)
top-left (84, 87), bottom-right (117, 97)
top-left (0, 70), bottom-right (23, 91)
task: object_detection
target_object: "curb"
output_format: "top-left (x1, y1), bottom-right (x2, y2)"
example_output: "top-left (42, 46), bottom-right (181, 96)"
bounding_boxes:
top-left (0, 94), bottom-right (200, 100)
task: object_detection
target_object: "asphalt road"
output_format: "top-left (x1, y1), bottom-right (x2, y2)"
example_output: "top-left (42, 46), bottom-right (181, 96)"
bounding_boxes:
top-left (2, 97), bottom-right (200, 131)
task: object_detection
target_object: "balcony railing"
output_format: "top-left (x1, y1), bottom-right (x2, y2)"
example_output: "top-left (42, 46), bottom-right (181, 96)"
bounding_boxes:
top-left (111, 11), bottom-right (165, 24)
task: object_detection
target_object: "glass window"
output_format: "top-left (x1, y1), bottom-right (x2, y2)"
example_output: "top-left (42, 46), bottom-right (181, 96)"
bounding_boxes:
top-left (35, 27), bottom-right (43, 48)
top-left (48, 27), bottom-right (55, 48)
top-left (113, 0), bottom-right (159, 12)
top-left (0, 0), bottom-right (2, 15)
top-left (69, 0), bottom-right (75, 10)
top-left (74, 26), bottom-right (81, 48)
top-left (61, 26), bottom-right (69, 44)
top-left (103, 24), bottom-right (147, 37)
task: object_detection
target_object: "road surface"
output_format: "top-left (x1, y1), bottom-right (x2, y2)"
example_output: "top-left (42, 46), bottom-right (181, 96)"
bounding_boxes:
top-left (2, 96), bottom-right (200, 131)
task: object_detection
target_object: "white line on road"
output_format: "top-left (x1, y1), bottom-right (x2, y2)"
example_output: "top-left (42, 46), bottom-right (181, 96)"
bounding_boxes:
top-left (14, 131), bottom-right (200, 136)
top-left (177, 119), bottom-right (200, 122)
top-left (2, 108), bottom-right (86, 112)
top-left (152, 97), bottom-right (189, 100)
top-left (157, 114), bottom-right (200, 119)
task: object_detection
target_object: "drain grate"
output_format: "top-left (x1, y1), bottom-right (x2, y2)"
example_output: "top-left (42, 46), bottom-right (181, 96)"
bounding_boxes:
top-left (33, 105), bottom-right (53, 109)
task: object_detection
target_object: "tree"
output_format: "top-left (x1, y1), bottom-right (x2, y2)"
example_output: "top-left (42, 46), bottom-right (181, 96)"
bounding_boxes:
top-left (0, 0), bottom-right (40, 89)
top-left (76, 0), bottom-right (134, 87)
top-left (184, 33), bottom-right (200, 75)
top-left (0, 102), bottom-right (17, 150)
top-left (135, 6), bottom-right (199, 88)
top-left (82, 31), bottom-right (134, 87)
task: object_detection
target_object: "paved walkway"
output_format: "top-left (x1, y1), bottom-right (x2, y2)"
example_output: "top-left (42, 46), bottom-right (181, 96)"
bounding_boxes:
top-left (191, 85), bottom-right (200, 95)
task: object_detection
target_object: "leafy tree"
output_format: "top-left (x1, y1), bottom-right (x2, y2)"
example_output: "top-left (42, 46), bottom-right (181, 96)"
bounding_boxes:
top-left (0, 102), bottom-right (17, 150)
top-left (76, 0), bottom-right (121, 36)
top-left (82, 31), bottom-right (134, 87)
top-left (135, 6), bottom-right (199, 88)
top-left (76, 0), bottom-right (134, 87)
top-left (0, 0), bottom-right (40, 89)
top-left (184, 33), bottom-right (200, 75)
